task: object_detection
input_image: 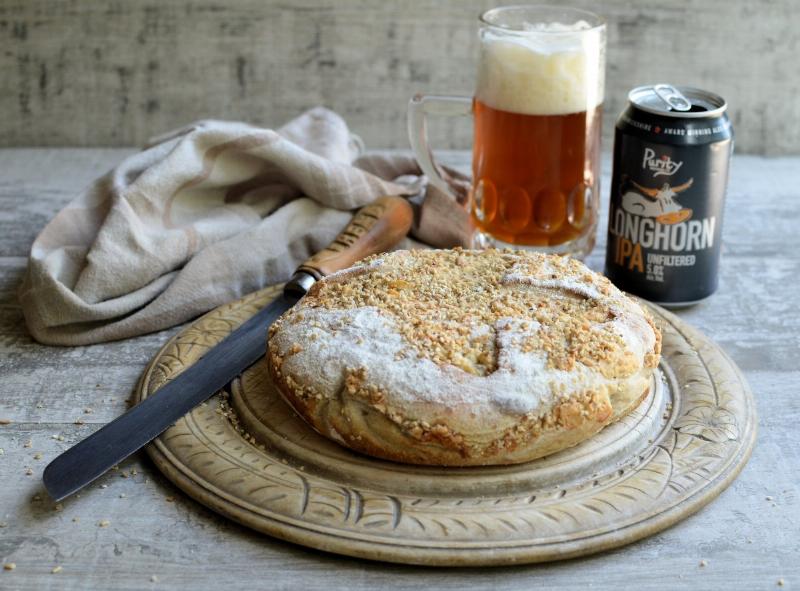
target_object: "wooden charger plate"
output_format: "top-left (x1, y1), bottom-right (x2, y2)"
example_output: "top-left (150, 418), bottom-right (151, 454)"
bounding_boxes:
top-left (135, 284), bottom-right (756, 566)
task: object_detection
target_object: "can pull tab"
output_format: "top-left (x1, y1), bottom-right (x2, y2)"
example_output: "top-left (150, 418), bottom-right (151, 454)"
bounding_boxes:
top-left (653, 84), bottom-right (692, 112)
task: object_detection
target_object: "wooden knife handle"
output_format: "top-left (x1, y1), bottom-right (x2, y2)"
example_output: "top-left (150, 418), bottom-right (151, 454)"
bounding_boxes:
top-left (295, 195), bottom-right (414, 280)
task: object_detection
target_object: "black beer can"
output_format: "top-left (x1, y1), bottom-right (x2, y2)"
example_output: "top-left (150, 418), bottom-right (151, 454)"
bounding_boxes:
top-left (604, 84), bottom-right (733, 307)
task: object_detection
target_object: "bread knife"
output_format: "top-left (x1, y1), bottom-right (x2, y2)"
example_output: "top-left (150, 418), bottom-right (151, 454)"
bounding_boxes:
top-left (43, 195), bottom-right (414, 502)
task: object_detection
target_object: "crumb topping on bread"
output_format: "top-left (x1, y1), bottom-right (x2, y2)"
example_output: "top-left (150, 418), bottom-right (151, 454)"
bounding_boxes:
top-left (293, 249), bottom-right (654, 379)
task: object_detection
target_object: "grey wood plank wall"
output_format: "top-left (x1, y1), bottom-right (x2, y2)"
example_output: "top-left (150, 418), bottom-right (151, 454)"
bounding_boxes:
top-left (0, 0), bottom-right (798, 154)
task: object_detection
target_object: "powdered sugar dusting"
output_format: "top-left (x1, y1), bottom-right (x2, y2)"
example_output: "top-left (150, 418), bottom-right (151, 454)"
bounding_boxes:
top-left (502, 255), bottom-right (604, 300)
top-left (609, 306), bottom-right (656, 361)
top-left (275, 307), bottom-right (638, 416)
top-left (504, 271), bottom-right (604, 301)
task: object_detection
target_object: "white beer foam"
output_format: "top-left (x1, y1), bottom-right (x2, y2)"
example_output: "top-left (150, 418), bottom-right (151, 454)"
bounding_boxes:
top-left (521, 20), bottom-right (593, 32)
top-left (476, 24), bottom-right (604, 116)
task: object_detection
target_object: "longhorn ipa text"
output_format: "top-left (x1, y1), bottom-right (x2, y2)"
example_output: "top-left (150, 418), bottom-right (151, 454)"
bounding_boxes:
top-left (469, 8), bottom-right (605, 257)
top-left (604, 85), bottom-right (733, 306)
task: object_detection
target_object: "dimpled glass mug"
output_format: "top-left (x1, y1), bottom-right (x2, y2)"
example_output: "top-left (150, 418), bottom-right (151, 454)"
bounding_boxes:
top-left (409, 5), bottom-right (605, 257)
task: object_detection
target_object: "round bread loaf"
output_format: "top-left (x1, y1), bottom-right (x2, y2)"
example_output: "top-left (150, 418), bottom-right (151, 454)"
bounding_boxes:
top-left (267, 249), bottom-right (661, 466)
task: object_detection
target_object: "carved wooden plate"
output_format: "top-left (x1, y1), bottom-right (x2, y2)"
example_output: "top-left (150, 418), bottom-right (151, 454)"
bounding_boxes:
top-left (136, 285), bottom-right (756, 566)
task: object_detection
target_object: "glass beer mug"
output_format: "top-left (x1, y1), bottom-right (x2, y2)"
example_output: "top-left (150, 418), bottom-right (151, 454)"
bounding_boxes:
top-left (409, 6), bottom-right (606, 258)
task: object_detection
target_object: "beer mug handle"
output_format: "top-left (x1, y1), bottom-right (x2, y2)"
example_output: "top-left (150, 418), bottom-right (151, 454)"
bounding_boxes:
top-left (408, 94), bottom-right (472, 198)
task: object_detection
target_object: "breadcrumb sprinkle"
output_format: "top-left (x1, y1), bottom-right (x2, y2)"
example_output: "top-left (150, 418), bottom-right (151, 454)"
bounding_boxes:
top-left (286, 249), bottom-right (657, 378)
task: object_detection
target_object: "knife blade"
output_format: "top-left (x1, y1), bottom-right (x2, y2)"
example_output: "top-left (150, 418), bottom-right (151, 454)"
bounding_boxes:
top-left (43, 195), bottom-right (414, 502)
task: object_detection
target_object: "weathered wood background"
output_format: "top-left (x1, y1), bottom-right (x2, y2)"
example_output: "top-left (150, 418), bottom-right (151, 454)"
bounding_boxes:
top-left (0, 0), bottom-right (798, 154)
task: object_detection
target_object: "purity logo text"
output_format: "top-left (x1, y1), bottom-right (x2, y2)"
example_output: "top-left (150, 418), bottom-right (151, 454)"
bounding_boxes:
top-left (642, 148), bottom-right (683, 177)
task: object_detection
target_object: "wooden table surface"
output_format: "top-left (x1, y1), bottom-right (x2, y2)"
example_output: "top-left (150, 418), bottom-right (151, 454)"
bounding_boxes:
top-left (0, 149), bottom-right (797, 590)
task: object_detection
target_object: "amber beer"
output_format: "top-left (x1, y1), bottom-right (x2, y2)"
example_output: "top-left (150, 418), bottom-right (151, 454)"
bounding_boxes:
top-left (472, 101), bottom-right (602, 246)
top-left (470, 10), bottom-right (605, 254)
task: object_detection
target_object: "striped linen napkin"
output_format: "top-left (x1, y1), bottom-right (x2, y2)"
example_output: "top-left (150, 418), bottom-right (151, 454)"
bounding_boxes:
top-left (20, 108), bottom-right (471, 345)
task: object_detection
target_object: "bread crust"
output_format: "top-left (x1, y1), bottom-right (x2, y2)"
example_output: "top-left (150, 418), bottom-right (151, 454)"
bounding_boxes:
top-left (267, 249), bottom-right (661, 466)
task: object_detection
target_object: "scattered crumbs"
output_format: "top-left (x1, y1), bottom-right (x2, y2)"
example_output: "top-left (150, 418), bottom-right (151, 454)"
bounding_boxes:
top-left (766, 496), bottom-right (773, 501)
top-left (0, 522), bottom-right (8, 528)
top-left (299, 466), bottom-right (305, 471)
top-left (699, 559), bottom-right (708, 567)
top-left (0, 448), bottom-right (4, 455)
top-left (72, 517), bottom-right (79, 523)
top-left (51, 434), bottom-right (64, 441)
top-left (281, 459), bottom-right (288, 464)
top-left (36, 403), bottom-right (44, 409)
top-left (54, 504), bottom-right (63, 512)
top-left (165, 496), bottom-right (175, 503)
top-left (99, 484), bottom-right (108, 489)
top-left (23, 440), bottom-right (32, 448)
top-left (777, 578), bottom-right (785, 587)
top-left (119, 494), bottom-right (127, 499)
top-left (131, 469), bottom-right (138, 476)
top-left (151, 575), bottom-right (159, 583)
top-left (33, 452), bottom-right (43, 460)
top-left (33, 494), bottom-right (41, 502)
top-left (0, 419), bottom-right (11, 425)
top-left (51, 566), bottom-right (62, 574)
top-left (98, 519), bottom-right (110, 528)
top-left (74, 419), bottom-right (85, 425)
top-left (25, 468), bottom-right (33, 476)
top-left (95, 384), bottom-right (101, 388)
top-left (3, 563), bottom-right (15, 571)
top-left (112, 465), bottom-right (120, 471)
top-left (120, 471), bottom-right (129, 479)
top-left (747, 538), bottom-right (753, 544)
top-left (84, 408), bottom-right (94, 414)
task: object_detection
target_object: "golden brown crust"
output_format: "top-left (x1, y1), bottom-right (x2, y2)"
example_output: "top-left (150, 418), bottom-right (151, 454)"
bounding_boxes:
top-left (267, 249), bottom-right (661, 466)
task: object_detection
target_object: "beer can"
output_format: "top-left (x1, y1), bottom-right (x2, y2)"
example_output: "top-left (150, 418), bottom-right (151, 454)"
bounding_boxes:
top-left (604, 84), bottom-right (733, 307)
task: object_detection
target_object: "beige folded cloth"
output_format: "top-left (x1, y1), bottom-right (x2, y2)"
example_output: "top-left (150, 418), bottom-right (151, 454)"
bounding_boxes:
top-left (20, 108), bottom-right (472, 345)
